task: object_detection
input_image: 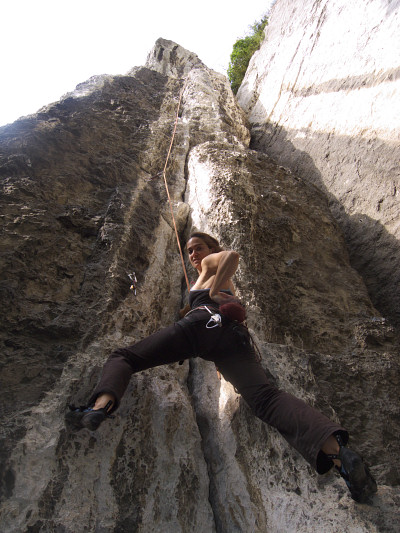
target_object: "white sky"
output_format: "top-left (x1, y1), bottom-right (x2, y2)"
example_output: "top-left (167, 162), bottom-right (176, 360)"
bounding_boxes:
top-left (0, 0), bottom-right (273, 127)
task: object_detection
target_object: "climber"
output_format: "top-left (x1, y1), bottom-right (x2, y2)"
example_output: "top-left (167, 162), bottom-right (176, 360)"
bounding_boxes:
top-left (66, 232), bottom-right (377, 503)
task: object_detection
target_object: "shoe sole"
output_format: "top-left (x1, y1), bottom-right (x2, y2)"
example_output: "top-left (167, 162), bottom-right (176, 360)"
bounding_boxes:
top-left (341, 449), bottom-right (378, 503)
top-left (65, 410), bottom-right (105, 431)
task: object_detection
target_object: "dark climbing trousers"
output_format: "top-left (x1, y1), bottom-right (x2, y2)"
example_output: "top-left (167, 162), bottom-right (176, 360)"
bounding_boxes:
top-left (89, 309), bottom-right (347, 474)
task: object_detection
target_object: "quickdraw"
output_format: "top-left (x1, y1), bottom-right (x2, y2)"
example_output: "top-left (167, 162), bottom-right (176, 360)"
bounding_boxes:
top-left (127, 272), bottom-right (137, 295)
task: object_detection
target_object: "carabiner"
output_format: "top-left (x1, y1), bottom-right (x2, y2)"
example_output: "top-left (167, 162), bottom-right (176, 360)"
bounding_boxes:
top-left (206, 313), bottom-right (222, 329)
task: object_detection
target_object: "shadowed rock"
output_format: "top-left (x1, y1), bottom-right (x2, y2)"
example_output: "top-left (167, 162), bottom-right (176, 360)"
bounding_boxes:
top-left (237, 0), bottom-right (400, 329)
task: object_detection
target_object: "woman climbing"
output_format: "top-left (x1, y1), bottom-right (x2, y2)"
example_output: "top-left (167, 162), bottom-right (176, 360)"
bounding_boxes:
top-left (66, 232), bottom-right (377, 503)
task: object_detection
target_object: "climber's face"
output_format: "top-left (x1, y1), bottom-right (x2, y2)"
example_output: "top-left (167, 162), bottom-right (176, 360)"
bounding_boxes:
top-left (187, 237), bottom-right (212, 270)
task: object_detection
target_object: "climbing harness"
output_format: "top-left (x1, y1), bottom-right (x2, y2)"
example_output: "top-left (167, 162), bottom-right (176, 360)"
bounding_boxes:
top-left (184, 304), bottom-right (222, 326)
top-left (181, 303), bottom-right (262, 380)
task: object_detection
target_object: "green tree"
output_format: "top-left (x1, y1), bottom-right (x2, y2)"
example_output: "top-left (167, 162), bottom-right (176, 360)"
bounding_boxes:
top-left (228, 17), bottom-right (268, 94)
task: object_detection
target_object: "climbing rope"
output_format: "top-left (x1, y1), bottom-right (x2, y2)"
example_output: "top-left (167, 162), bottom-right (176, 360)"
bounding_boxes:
top-left (161, 77), bottom-right (191, 292)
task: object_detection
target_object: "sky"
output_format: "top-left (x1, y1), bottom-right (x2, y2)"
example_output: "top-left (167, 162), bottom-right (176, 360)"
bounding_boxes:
top-left (0, 0), bottom-right (273, 127)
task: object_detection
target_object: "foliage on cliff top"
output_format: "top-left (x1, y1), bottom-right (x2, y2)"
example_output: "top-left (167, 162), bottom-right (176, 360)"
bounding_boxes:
top-left (228, 17), bottom-right (268, 94)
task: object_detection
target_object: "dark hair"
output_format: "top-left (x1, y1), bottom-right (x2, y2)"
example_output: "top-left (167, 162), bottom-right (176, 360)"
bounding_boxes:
top-left (187, 232), bottom-right (223, 253)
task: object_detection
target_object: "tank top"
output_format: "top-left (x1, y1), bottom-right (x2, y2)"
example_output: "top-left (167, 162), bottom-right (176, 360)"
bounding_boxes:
top-left (189, 289), bottom-right (232, 309)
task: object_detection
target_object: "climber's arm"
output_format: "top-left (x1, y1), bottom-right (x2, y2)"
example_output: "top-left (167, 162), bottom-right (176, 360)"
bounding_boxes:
top-left (203, 250), bottom-right (239, 302)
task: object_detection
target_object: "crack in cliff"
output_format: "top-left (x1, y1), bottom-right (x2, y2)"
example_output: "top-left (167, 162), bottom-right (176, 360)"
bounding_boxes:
top-left (186, 359), bottom-right (219, 533)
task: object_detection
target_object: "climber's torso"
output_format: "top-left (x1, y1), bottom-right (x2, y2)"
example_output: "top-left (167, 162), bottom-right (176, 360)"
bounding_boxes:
top-left (190, 252), bottom-right (236, 294)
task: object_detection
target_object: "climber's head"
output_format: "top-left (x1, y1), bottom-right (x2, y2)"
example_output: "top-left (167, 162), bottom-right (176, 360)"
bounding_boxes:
top-left (186, 232), bottom-right (222, 270)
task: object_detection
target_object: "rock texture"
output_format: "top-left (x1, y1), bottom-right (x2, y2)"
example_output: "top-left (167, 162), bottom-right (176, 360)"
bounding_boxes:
top-left (0, 37), bottom-right (399, 532)
top-left (238, 0), bottom-right (400, 328)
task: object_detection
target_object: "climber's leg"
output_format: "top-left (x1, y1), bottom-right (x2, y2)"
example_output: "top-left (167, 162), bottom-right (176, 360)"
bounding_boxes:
top-left (87, 322), bottom-right (194, 411)
top-left (67, 310), bottom-right (231, 430)
top-left (66, 322), bottom-right (195, 431)
top-left (212, 325), bottom-right (377, 501)
top-left (211, 325), bottom-right (346, 473)
top-left (93, 392), bottom-right (115, 411)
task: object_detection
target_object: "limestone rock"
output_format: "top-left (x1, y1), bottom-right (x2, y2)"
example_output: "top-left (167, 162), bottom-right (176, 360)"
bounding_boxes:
top-left (0, 35), bottom-right (399, 533)
top-left (144, 38), bottom-right (205, 79)
top-left (0, 63), bottom-right (214, 533)
top-left (145, 39), bottom-right (251, 148)
top-left (186, 141), bottom-right (400, 531)
top-left (237, 0), bottom-right (400, 328)
top-left (187, 141), bottom-right (379, 353)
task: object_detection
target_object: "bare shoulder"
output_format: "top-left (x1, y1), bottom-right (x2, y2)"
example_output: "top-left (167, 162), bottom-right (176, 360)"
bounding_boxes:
top-left (202, 250), bottom-right (239, 268)
top-left (202, 251), bottom-right (225, 268)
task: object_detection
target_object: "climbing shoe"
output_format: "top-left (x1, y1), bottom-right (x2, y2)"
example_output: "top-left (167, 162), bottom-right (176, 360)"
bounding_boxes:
top-left (331, 434), bottom-right (377, 503)
top-left (65, 401), bottom-right (113, 431)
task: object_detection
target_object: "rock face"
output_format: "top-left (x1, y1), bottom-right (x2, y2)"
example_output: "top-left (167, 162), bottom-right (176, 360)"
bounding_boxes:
top-left (238, 0), bottom-right (400, 328)
top-left (0, 37), bottom-right (399, 532)
top-left (238, 0), bottom-right (400, 332)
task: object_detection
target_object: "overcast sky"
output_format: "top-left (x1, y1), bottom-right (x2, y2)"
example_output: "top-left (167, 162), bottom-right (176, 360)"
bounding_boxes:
top-left (0, 0), bottom-right (273, 127)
